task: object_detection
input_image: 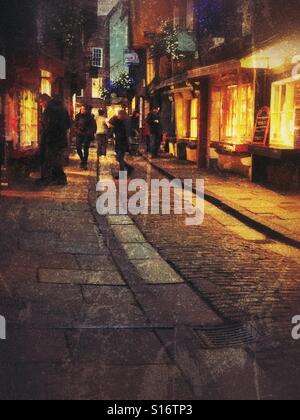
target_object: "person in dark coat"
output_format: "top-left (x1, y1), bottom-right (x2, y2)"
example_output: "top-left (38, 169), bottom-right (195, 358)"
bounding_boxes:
top-left (146, 107), bottom-right (162, 158)
top-left (109, 110), bottom-right (133, 176)
top-left (37, 94), bottom-right (71, 186)
top-left (130, 111), bottom-right (140, 138)
top-left (75, 105), bottom-right (97, 170)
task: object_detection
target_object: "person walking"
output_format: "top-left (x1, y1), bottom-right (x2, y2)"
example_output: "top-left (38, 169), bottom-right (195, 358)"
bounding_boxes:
top-left (129, 110), bottom-right (141, 155)
top-left (75, 105), bottom-right (97, 170)
top-left (109, 110), bottom-right (133, 176)
top-left (37, 94), bottom-right (71, 187)
top-left (146, 106), bottom-right (162, 158)
top-left (96, 109), bottom-right (109, 157)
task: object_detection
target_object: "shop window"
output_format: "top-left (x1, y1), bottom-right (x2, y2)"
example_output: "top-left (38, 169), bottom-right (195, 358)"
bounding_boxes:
top-left (189, 98), bottom-right (199, 139)
top-left (222, 86), bottom-right (238, 139)
top-left (20, 90), bottom-right (38, 148)
top-left (91, 48), bottom-right (103, 68)
top-left (41, 70), bottom-right (52, 96)
top-left (270, 78), bottom-right (300, 148)
top-left (211, 83), bottom-right (254, 144)
top-left (210, 90), bottom-right (221, 141)
top-left (239, 84), bottom-right (254, 139)
top-left (92, 78), bottom-right (103, 99)
top-left (175, 95), bottom-right (185, 138)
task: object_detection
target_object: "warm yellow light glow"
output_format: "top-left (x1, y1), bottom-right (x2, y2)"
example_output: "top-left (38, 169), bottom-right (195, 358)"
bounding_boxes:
top-left (107, 105), bottom-right (123, 120)
top-left (213, 83), bottom-right (255, 144)
top-left (41, 70), bottom-right (52, 96)
top-left (174, 94), bottom-right (185, 138)
top-left (241, 36), bottom-right (300, 70)
top-left (241, 54), bottom-right (284, 70)
top-left (92, 78), bottom-right (103, 99)
top-left (190, 98), bottom-right (199, 139)
top-left (131, 96), bottom-right (136, 111)
top-left (270, 78), bottom-right (300, 148)
top-left (20, 90), bottom-right (38, 148)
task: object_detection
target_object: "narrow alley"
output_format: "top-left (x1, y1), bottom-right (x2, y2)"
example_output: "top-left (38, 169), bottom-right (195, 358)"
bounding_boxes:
top-left (0, 149), bottom-right (300, 400)
top-left (1, 0), bottom-right (300, 403)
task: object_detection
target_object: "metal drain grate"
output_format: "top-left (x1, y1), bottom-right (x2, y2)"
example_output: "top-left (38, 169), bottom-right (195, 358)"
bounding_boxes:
top-left (195, 322), bottom-right (262, 350)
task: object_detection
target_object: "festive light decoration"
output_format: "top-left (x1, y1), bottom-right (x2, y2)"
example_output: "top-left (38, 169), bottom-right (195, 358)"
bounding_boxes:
top-left (151, 20), bottom-right (185, 61)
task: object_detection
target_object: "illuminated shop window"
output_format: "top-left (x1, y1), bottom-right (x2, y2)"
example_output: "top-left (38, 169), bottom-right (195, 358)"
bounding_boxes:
top-left (211, 83), bottom-right (254, 144)
top-left (175, 94), bottom-right (185, 138)
top-left (20, 90), bottom-right (38, 148)
top-left (41, 70), bottom-right (52, 96)
top-left (222, 86), bottom-right (238, 139)
top-left (190, 98), bottom-right (198, 139)
top-left (131, 96), bottom-right (136, 112)
top-left (92, 78), bottom-right (103, 99)
top-left (210, 90), bottom-right (221, 141)
top-left (270, 78), bottom-right (300, 148)
top-left (239, 85), bottom-right (254, 139)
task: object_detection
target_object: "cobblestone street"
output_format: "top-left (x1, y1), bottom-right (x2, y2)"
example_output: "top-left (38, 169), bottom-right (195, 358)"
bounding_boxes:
top-left (0, 150), bottom-right (300, 400)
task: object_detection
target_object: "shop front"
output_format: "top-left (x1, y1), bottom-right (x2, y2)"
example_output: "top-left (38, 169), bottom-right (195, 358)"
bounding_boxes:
top-left (189, 60), bottom-right (255, 177)
top-left (244, 35), bottom-right (300, 189)
top-left (2, 55), bottom-right (65, 180)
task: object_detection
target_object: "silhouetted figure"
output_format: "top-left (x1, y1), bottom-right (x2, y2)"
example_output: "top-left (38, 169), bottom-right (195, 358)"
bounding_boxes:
top-left (75, 105), bottom-right (97, 170)
top-left (37, 94), bottom-right (71, 186)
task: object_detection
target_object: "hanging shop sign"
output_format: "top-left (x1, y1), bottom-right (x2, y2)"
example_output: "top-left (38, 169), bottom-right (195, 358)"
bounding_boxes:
top-left (253, 107), bottom-right (270, 146)
top-left (124, 51), bottom-right (140, 66)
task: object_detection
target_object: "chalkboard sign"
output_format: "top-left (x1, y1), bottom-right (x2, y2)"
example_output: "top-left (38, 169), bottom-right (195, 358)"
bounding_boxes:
top-left (253, 107), bottom-right (270, 145)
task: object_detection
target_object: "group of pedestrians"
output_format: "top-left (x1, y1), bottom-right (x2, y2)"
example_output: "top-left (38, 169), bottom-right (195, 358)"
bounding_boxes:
top-left (36, 93), bottom-right (163, 187)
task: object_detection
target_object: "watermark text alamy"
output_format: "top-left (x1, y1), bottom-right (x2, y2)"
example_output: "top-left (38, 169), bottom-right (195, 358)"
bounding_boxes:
top-left (96, 173), bottom-right (205, 226)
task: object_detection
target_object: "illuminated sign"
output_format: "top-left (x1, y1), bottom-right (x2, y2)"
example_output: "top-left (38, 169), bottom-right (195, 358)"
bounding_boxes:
top-left (0, 55), bottom-right (6, 80)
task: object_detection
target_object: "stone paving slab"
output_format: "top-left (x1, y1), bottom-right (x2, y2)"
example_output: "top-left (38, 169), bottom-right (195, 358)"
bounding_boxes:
top-left (8, 252), bottom-right (80, 270)
top-left (0, 362), bottom-right (194, 400)
top-left (80, 286), bottom-right (147, 327)
top-left (122, 243), bottom-right (160, 260)
top-left (20, 238), bottom-right (105, 255)
top-left (135, 284), bottom-right (221, 326)
top-left (38, 268), bottom-right (125, 286)
top-left (75, 254), bottom-right (115, 271)
top-left (0, 329), bottom-right (70, 364)
top-left (66, 329), bottom-right (173, 365)
top-left (111, 225), bottom-right (147, 244)
top-left (132, 258), bottom-right (184, 284)
top-left (107, 215), bottom-right (134, 225)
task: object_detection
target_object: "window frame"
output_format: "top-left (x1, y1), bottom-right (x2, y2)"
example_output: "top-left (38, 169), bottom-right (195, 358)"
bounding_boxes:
top-left (270, 77), bottom-right (300, 148)
top-left (91, 47), bottom-right (104, 68)
top-left (91, 77), bottom-right (103, 99)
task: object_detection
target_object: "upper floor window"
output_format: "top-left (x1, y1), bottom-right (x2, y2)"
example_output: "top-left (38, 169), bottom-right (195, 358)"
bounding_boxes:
top-left (91, 48), bottom-right (104, 68)
top-left (186, 0), bottom-right (195, 31)
top-left (41, 70), bottom-right (52, 96)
